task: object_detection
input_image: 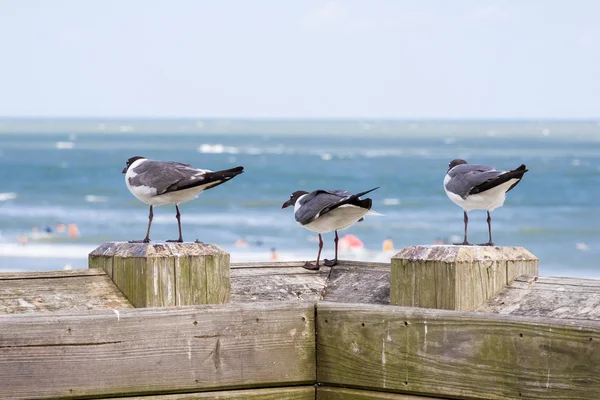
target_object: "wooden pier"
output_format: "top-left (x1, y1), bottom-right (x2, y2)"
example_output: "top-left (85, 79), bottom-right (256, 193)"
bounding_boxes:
top-left (1, 242), bottom-right (599, 400)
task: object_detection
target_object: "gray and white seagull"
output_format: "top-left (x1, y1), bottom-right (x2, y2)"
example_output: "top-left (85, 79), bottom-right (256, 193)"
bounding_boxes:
top-left (122, 156), bottom-right (244, 243)
top-left (444, 159), bottom-right (528, 246)
top-left (282, 187), bottom-right (379, 270)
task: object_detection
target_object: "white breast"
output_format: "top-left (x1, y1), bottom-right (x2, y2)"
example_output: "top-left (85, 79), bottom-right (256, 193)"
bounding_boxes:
top-left (301, 205), bottom-right (369, 233)
top-left (444, 178), bottom-right (519, 212)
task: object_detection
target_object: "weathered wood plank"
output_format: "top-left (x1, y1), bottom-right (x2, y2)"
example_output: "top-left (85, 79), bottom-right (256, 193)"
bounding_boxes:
top-left (113, 386), bottom-right (315, 399)
top-left (0, 269), bottom-right (106, 280)
top-left (477, 275), bottom-right (600, 320)
top-left (323, 263), bottom-right (390, 304)
top-left (230, 265), bottom-right (331, 303)
top-left (231, 261), bottom-right (320, 269)
top-left (0, 302), bottom-right (315, 400)
top-left (0, 270), bottom-right (132, 314)
top-left (317, 386), bottom-right (445, 399)
top-left (391, 246), bottom-right (539, 311)
top-left (89, 242), bottom-right (230, 307)
top-left (317, 302), bottom-right (600, 400)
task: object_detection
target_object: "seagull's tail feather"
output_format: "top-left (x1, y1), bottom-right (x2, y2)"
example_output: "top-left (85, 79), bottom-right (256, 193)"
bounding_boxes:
top-left (322, 187), bottom-right (379, 214)
top-left (174, 166), bottom-right (244, 192)
top-left (471, 165), bottom-right (528, 194)
top-left (366, 210), bottom-right (385, 216)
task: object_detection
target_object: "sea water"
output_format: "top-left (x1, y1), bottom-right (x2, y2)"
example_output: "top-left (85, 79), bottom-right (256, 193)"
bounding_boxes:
top-left (0, 119), bottom-right (599, 278)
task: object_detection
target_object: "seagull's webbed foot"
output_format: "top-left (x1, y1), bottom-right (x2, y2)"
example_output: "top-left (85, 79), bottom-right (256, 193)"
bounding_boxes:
top-left (302, 261), bottom-right (320, 271)
top-left (453, 241), bottom-right (472, 246)
top-left (478, 241), bottom-right (495, 246)
top-left (323, 258), bottom-right (338, 267)
top-left (194, 239), bottom-right (204, 244)
top-left (166, 238), bottom-right (184, 243)
top-left (129, 238), bottom-right (151, 244)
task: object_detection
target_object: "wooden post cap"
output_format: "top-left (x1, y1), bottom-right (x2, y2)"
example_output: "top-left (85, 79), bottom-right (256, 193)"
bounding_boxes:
top-left (390, 245), bottom-right (539, 311)
top-left (88, 242), bottom-right (230, 308)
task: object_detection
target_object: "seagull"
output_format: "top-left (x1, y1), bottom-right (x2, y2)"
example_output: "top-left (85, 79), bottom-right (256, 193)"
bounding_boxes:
top-left (444, 159), bottom-right (528, 246)
top-left (122, 156), bottom-right (244, 243)
top-left (281, 187), bottom-right (379, 270)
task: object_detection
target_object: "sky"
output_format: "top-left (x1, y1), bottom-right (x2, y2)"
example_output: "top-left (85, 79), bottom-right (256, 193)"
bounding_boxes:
top-left (0, 1), bottom-right (599, 119)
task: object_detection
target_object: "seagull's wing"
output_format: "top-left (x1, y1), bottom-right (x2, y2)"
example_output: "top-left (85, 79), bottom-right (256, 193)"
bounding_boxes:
top-left (445, 164), bottom-right (505, 199)
top-left (294, 187), bottom-right (379, 225)
top-left (161, 164), bottom-right (244, 194)
top-left (129, 161), bottom-right (210, 195)
top-left (294, 190), bottom-right (347, 225)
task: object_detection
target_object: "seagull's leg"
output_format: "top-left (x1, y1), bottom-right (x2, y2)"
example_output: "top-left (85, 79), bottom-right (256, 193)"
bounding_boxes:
top-left (129, 205), bottom-right (153, 243)
top-left (454, 210), bottom-right (471, 246)
top-left (167, 204), bottom-right (184, 243)
top-left (481, 210), bottom-right (495, 246)
top-left (303, 234), bottom-right (322, 270)
top-left (324, 230), bottom-right (339, 267)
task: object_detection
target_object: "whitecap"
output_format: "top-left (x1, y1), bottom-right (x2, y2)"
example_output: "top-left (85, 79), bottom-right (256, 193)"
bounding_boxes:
top-left (198, 144), bottom-right (239, 154)
top-left (85, 195), bottom-right (108, 203)
top-left (382, 198), bottom-right (401, 206)
top-left (56, 141), bottom-right (75, 149)
top-left (0, 192), bottom-right (17, 201)
top-left (321, 153), bottom-right (332, 161)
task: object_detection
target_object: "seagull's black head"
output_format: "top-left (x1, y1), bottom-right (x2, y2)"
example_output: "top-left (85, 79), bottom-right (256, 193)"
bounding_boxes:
top-left (282, 190), bottom-right (309, 209)
top-left (122, 156), bottom-right (146, 174)
top-left (448, 159), bottom-right (467, 172)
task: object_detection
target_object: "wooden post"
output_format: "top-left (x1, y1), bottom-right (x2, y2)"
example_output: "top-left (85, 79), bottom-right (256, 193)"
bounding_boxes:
top-left (390, 245), bottom-right (538, 311)
top-left (88, 242), bottom-right (230, 308)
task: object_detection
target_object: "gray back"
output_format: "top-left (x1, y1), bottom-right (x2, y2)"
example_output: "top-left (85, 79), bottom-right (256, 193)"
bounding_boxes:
top-left (445, 164), bottom-right (504, 198)
top-left (128, 160), bottom-right (204, 195)
top-left (295, 190), bottom-right (350, 225)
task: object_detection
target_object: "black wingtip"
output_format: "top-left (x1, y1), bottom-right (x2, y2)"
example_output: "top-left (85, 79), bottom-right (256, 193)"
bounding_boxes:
top-left (516, 164), bottom-right (527, 172)
top-left (356, 186), bottom-right (380, 198)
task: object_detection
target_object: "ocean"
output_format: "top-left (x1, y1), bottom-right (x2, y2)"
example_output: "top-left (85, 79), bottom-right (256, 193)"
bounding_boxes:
top-left (0, 119), bottom-right (599, 278)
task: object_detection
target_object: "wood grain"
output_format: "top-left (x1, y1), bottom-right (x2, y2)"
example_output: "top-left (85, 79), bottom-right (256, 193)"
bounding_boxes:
top-left (89, 242), bottom-right (230, 307)
top-left (477, 275), bottom-right (600, 320)
top-left (317, 302), bottom-right (600, 400)
top-left (0, 270), bottom-right (132, 314)
top-left (317, 386), bottom-right (445, 400)
top-left (112, 386), bottom-right (315, 399)
top-left (0, 302), bottom-right (315, 399)
top-left (391, 246), bottom-right (539, 311)
top-left (323, 262), bottom-right (390, 304)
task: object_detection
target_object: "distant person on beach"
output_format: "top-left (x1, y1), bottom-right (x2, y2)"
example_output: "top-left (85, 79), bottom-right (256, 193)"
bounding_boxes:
top-left (235, 237), bottom-right (249, 248)
top-left (270, 247), bottom-right (278, 261)
top-left (382, 237), bottom-right (394, 252)
top-left (68, 223), bottom-right (80, 238)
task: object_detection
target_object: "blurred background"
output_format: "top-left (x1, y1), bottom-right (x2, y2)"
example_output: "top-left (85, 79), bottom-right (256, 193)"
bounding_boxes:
top-left (0, 1), bottom-right (599, 277)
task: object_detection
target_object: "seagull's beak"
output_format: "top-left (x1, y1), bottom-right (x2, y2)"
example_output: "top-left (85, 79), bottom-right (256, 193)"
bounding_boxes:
top-left (281, 199), bottom-right (293, 209)
top-left (122, 167), bottom-right (127, 174)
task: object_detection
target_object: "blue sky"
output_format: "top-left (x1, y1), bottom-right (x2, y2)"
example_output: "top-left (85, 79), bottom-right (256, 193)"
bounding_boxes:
top-left (1, 1), bottom-right (599, 119)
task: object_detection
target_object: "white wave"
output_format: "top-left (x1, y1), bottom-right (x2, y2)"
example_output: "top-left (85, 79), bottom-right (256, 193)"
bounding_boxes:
top-left (0, 243), bottom-right (94, 259)
top-left (382, 198), bottom-right (401, 206)
top-left (85, 195), bottom-right (108, 203)
top-left (56, 141), bottom-right (75, 149)
top-left (198, 143), bottom-right (239, 154)
top-left (0, 192), bottom-right (17, 201)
